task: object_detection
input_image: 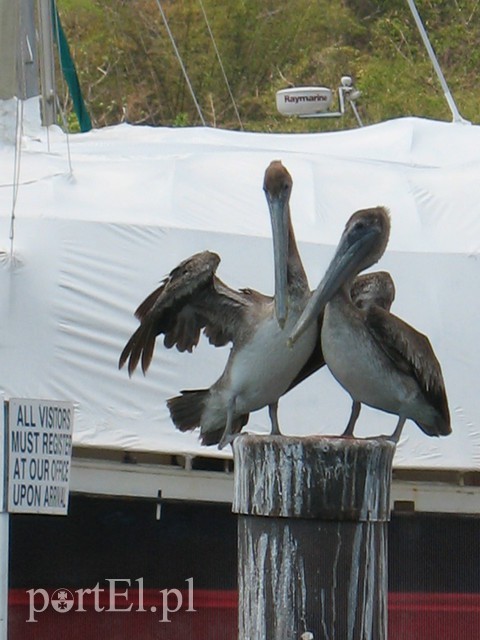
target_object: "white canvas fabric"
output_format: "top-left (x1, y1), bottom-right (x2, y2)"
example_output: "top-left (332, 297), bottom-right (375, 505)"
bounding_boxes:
top-left (1, 98), bottom-right (479, 469)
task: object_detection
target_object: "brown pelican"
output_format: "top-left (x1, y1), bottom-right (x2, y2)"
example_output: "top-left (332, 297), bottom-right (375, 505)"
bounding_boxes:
top-left (119, 164), bottom-right (396, 448)
top-left (120, 161), bottom-right (317, 448)
top-left (286, 271), bottom-right (395, 437)
top-left (289, 206), bottom-right (450, 442)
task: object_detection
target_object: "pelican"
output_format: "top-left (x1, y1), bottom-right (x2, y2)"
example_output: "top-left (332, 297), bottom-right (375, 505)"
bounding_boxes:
top-left (120, 161), bottom-right (317, 448)
top-left (287, 270), bottom-right (395, 437)
top-left (289, 206), bottom-right (450, 442)
top-left (119, 164), bottom-right (396, 448)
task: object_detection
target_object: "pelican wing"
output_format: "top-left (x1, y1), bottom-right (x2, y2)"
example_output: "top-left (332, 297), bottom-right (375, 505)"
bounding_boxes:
top-left (119, 251), bottom-right (258, 375)
top-left (366, 306), bottom-right (450, 426)
top-left (133, 251), bottom-right (221, 322)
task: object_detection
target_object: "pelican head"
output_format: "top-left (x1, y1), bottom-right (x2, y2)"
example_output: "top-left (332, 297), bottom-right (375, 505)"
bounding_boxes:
top-left (263, 160), bottom-right (293, 328)
top-left (289, 206), bottom-right (390, 345)
top-left (350, 270), bottom-right (395, 312)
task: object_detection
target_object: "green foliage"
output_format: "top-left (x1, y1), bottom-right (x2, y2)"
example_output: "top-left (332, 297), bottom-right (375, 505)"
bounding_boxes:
top-left (55, 0), bottom-right (480, 131)
top-left (173, 112), bottom-right (190, 127)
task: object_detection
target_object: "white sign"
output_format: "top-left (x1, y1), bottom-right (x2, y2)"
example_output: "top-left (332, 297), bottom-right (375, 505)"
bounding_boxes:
top-left (8, 399), bottom-right (74, 515)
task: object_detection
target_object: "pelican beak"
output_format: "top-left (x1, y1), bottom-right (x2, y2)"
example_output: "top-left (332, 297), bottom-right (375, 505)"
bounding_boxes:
top-left (289, 224), bottom-right (379, 346)
top-left (267, 194), bottom-right (289, 329)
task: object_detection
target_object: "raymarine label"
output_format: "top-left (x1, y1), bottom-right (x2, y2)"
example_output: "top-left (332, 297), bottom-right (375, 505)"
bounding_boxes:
top-left (8, 399), bottom-right (74, 515)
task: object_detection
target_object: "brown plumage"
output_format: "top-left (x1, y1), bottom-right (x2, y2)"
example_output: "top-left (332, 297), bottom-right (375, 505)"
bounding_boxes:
top-left (287, 271), bottom-right (395, 393)
top-left (120, 164), bottom-right (401, 447)
top-left (366, 306), bottom-right (450, 436)
top-left (290, 206), bottom-right (450, 442)
top-left (120, 160), bottom-right (320, 448)
top-left (119, 250), bottom-right (252, 374)
top-left (119, 252), bottom-right (396, 443)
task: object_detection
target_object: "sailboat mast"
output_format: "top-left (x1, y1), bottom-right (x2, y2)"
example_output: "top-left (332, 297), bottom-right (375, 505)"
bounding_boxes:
top-left (37, 0), bottom-right (57, 125)
top-left (0, 0), bottom-right (56, 124)
top-left (0, 1), bottom-right (20, 100)
top-left (19, 0), bottom-right (40, 99)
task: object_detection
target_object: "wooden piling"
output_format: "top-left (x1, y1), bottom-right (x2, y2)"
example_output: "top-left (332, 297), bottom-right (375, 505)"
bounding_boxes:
top-left (232, 434), bottom-right (395, 640)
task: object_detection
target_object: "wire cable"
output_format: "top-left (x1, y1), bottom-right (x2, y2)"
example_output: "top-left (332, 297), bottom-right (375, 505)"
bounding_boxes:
top-left (154, 0), bottom-right (206, 126)
top-left (198, 0), bottom-right (243, 129)
top-left (9, 98), bottom-right (24, 254)
top-left (51, 0), bottom-right (73, 174)
top-left (406, 0), bottom-right (469, 124)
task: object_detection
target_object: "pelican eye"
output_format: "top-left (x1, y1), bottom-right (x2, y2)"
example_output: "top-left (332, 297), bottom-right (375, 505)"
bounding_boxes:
top-left (279, 182), bottom-right (291, 198)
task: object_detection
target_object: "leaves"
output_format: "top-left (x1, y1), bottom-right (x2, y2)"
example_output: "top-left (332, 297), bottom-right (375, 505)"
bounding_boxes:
top-left (56, 0), bottom-right (480, 131)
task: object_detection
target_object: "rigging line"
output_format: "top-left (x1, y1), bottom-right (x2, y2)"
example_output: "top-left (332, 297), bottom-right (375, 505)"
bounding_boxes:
top-left (51, 0), bottom-right (73, 175)
top-left (197, 0), bottom-right (243, 130)
top-left (10, 98), bottom-right (24, 254)
top-left (36, 0), bottom-right (52, 153)
top-left (154, 0), bottom-right (206, 126)
top-left (54, 93), bottom-right (73, 175)
top-left (8, 8), bottom-right (30, 257)
top-left (406, 0), bottom-right (469, 124)
top-left (0, 172), bottom-right (68, 189)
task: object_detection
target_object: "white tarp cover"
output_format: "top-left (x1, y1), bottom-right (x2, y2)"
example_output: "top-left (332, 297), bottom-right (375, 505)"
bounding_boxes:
top-left (1, 98), bottom-right (479, 470)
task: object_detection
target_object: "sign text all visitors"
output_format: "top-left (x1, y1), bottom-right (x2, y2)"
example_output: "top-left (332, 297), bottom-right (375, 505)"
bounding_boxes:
top-left (8, 399), bottom-right (74, 515)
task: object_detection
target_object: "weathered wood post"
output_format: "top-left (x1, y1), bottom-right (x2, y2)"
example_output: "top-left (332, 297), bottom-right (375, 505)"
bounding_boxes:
top-left (232, 434), bottom-right (395, 640)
